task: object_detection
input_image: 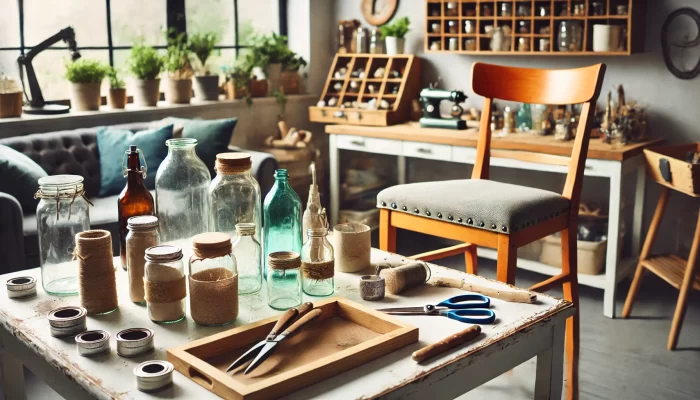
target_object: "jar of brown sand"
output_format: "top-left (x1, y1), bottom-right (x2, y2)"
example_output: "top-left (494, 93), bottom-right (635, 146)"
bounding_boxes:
top-left (144, 245), bottom-right (186, 324)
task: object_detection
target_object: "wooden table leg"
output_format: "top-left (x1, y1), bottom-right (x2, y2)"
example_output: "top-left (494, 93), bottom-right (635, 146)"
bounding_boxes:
top-left (535, 322), bottom-right (566, 400)
top-left (0, 342), bottom-right (27, 400)
top-left (496, 235), bottom-right (517, 285)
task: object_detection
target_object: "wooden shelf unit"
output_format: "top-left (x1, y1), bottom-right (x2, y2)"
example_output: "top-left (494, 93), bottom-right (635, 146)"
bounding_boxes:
top-left (424, 0), bottom-right (645, 55)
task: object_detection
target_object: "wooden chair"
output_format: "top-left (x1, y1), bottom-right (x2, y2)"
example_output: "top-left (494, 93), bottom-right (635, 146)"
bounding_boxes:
top-left (378, 62), bottom-right (606, 399)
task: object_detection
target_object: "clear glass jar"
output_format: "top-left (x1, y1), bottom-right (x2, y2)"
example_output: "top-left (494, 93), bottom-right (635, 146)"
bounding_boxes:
top-left (267, 251), bottom-right (302, 310)
top-left (155, 138), bottom-right (211, 262)
top-left (263, 169), bottom-right (302, 276)
top-left (558, 21), bottom-right (583, 52)
top-left (189, 232), bottom-right (238, 326)
top-left (209, 152), bottom-right (262, 244)
top-left (36, 175), bottom-right (90, 296)
top-left (232, 223), bottom-right (262, 295)
top-left (301, 228), bottom-right (334, 297)
top-left (126, 215), bottom-right (160, 305)
top-left (144, 245), bottom-right (186, 324)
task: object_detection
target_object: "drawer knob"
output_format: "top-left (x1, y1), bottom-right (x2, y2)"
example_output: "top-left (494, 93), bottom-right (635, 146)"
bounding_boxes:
top-left (351, 140), bottom-right (366, 146)
top-left (417, 148), bottom-right (432, 154)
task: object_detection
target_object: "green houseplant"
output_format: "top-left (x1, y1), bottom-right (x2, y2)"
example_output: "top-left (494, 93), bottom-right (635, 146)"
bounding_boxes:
top-left (247, 33), bottom-right (295, 94)
top-left (380, 16), bottom-right (410, 55)
top-left (127, 43), bottom-right (164, 107)
top-left (163, 30), bottom-right (194, 104)
top-left (227, 61), bottom-right (253, 102)
top-left (64, 58), bottom-right (109, 111)
top-left (107, 67), bottom-right (127, 109)
top-left (280, 54), bottom-right (307, 95)
top-left (189, 32), bottom-right (220, 101)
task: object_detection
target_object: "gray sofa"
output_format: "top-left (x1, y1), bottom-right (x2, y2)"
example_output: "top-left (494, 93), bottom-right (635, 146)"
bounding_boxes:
top-left (0, 121), bottom-right (277, 273)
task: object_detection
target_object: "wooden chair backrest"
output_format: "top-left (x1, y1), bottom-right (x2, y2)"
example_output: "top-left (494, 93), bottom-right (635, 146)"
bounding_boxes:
top-left (470, 62), bottom-right (606, 209)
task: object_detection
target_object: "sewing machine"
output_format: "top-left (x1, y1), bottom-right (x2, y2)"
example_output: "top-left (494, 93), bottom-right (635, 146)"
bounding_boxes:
top-left (419, 88), bottom-right (468, 130)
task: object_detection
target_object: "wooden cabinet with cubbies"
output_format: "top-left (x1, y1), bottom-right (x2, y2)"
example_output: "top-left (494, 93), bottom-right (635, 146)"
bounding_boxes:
top-left (308, 54), bottom-right (421, 126)
top-left (425, 0), bottom-right (645, 55)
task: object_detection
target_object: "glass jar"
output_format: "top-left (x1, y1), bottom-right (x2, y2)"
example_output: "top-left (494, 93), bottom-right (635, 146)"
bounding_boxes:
top-left (189, 232), bottom-right (238, 326)
top-left (301, 228), bottom-right (334, 297)
top-left (232, 223), bottom-right (262, 295)
top-left (500, 2), bottom-right (512, 16)
top-left (517, 104), bottom-right (533, 131)
top-left (517, 3), bottom-right (531, 16)
top-left (209, 153), bottom-right (262, 244)
top-left (267, 251), bottom-right (302, 310)
top-left (445, 2), bottom-right (458, 16)
top-left (558, 21), bottom-right (583, 51)
top-left (447, 20), bottom-right (458, 34)
top-left (155, 138), bottom-right (211, 262)
top-left (263, 169), bottom-right (302, 276)
top-left (36, 175), bottom-right (90, 295)
top-left (518, 20), bottom-right (531, 34)
top-left (464, 20), bottom-right (475, 35)
top-left (126, 215), bottom-right (160, 305)
top-left (144, 245), bottom-right (186, 324)
top-left (518, 37), bottom-right (530, 52)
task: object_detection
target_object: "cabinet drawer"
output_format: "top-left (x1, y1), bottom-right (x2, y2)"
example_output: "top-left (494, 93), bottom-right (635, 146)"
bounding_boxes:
top-left (403, 141), bottom-right (452, 161)
top-left (336, 135), bottom-right (401, 155)
top-left (451, 146), bottom-right (478, 164)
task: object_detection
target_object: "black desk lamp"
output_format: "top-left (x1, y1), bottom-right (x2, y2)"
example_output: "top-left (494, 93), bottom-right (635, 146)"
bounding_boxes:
top-left (17, 27), bottom-right (81, 115)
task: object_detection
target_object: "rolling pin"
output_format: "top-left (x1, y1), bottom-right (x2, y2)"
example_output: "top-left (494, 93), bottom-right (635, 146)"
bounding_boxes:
top-left (430, 277), bottom-right (537, 304)
top-left (412, 325), bottom-right (482, 363)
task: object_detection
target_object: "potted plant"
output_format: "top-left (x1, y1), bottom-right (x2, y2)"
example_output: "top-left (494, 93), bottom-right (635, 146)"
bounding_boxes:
top-left (163, 30), bottom-right (194, 104)
top-left (280, 54), bottom-right (307, 95)
top-left (0, 75), bottom-right (23, 118)
top-left (226, 61), bottom-right (252, 100)
top-left (189, 32), bottom-right (220, 101)
top-left (248, 33), bottom-right (294, 94)
top-left (64, 58), bottom-right (108, 111)
top-left (380, 17), bottom-right (410, 55)
top-left (127, 43), bottom-right (164, 107)
top-left (107, 67), bottom-right (127, 109)
top-left (242, 51), bottom-right (269, 98)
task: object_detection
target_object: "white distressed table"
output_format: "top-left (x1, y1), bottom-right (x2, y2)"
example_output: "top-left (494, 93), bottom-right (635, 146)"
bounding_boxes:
top-left (0, 249), bottom-right (572, 400)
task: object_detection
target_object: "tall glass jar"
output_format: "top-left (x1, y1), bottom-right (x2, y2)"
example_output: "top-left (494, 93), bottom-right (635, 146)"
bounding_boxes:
top-left (232, 223), bottom-right (262, 295)
top-left (144, 245), bottom-right (186, 324)
top-left (126, 215), bottom-right (160, 305)
top-left (36, 175), bottom-right (90, 296)
top-left (558, 21), bottom-right (583, 52)
top-left (209, 152), bottom-right (262, 243)
top-left (189, 232), bottom-right (238, 326)
top-left (267, 251), bottom-right (302, 310)
top-left (155, 138), bottom-right (211, 262)
top-left (263, 169), bottom-right (302, 275)
top-left (301, 228), bottom-right (334, 297)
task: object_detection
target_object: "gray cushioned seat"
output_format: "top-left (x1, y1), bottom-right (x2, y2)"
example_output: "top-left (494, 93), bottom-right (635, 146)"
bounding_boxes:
top-left (377, 180), bottom-right (569, 234)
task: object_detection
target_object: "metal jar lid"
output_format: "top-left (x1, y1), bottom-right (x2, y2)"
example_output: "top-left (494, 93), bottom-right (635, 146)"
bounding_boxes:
top-left (75, 330), bottom-right (110, 357)
top-left (134, 361), bottom-right (174, 393)
top-left (48, 306), bottom-right (87, 337)
top-left (116, 328), bottom-right (154, 358)
top-left (145, 245), bottom-right (183, 263)
top-left (127, 215), bottom-right (159, 231)
top-left (6, 276), bottom-right (37, 299)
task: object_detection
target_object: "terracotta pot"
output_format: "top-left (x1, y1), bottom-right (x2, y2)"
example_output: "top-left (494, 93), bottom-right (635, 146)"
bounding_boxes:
top-left (225, 81), bottom-right (249, 100)
top-left (163, 78), bottom-right (192, 104)
top-left (0, 92), bottom-right (22, 118)
top-left (108, 88), bottom-right (127, 109)
top-left (70, 82), bottom-right (101, 111)
top-left (267, 63), bottom-right (282, 94)
top-left (280, 71), bottom-right (302, 95)
top-left (248, 79), bottom-right (268, 98)
top-left (132, 79), bottom-right (160, 107)
top-left (193, 75), bottom-right (220, 101)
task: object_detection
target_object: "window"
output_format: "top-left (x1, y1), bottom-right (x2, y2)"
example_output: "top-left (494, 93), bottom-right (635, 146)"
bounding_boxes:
top-left (0, 0), bottom-right (285, 101)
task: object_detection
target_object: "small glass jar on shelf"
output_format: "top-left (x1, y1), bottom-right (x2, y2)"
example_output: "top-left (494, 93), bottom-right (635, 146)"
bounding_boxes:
top-left (232, 223), bottom-right (262, 295)
top-left (126, 215), bottom-right (160, 305)
top-left (189, 232), bottom-right (238, 326)
top-left (144, 245), bottom-right (186, 324)
top-left (36, 175), bottom-right (90, 296)
top-left (267, 251), bottom-right (302, 310)
top-left (301, 228), bottom-right (335, 297)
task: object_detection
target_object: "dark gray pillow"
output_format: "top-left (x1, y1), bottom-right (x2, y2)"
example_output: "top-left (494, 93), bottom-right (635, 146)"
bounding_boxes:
top-left (0, 145), bottom-right (48, 214)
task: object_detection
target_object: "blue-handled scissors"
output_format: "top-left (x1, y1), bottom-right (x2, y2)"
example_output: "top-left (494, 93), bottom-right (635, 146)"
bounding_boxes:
top-left (377, 294), bottom-right (496, 324)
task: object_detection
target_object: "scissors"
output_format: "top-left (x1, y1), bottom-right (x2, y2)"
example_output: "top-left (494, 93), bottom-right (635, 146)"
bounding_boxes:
top-left (377, 294), bottom-right (496, 324)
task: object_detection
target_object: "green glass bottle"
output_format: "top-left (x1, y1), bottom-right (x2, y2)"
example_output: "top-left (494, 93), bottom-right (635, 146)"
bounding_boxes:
top-left (516, 103), bottom-right (533, 131)
top-left (263, 169), bottom-right (302, 276)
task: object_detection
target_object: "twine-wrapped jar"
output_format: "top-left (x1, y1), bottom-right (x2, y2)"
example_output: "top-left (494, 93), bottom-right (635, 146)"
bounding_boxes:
top-left (144, 245), bottom-right (186, 324)
top-left (267, 251), bottom-right (302, 310)
top-left (75, 230), bottom-right (118, 315)
top-left (301, 228), bottom-right (334, 297)
top-left (126, 216), bottom-right (159, 305)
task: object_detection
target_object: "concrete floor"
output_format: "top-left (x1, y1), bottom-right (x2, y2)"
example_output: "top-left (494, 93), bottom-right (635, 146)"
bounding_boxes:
top-left (16, 232), bottom-right (700, 399)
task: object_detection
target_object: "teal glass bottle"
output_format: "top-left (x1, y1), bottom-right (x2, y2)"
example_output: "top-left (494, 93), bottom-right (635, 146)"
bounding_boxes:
top-left (516, 103), bottom-right (533, 131)
top-left (263, 169), bottom-right (302, 276)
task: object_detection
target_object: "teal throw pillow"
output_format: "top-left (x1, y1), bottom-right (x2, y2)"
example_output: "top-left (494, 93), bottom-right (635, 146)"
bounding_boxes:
top-left (0, 145), bottom-right (48, 214)
top-left (163, 117), bottom-right (237, 175)
top-left (96, 124), bottom-right (174, 196)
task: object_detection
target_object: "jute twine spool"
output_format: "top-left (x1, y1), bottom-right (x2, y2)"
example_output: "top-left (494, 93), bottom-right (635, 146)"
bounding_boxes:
top-left (215, 152), bottom-right (252, 175)
top-left (378, 261), bottom-right (431, 295)
top-left (74, 230), bottom-right (118, 314)
top-left (268, 251), bottom-right (301, 271)
top-left (302, 260), bottom-right (335, 280)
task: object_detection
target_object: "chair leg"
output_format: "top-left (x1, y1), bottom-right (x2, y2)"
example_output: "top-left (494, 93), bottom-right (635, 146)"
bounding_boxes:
top-left (496, 234), bottom-right (516, 285)
top-left (623, 187), bottom-right (670, 318)
top-left (668, 209), bottom-right (700, 350)
top-left (379, 209), bottom-right (397, 253)
top-left (464, 244), bottom-right (478, 275)
top-left (561, 225), bottom-right (580, 400)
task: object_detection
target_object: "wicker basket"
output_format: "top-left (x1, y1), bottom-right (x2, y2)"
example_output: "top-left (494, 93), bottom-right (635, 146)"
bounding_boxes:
top-left (0, 92), bottom-right (22, 118)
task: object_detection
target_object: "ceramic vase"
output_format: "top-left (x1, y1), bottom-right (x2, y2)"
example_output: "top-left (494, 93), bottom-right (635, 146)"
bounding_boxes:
top-left (164, 78), bottom-right (192, 104)
top-left (132, 79), bottom-right (160, 107)
top-left (266, 63), bottom-right (282, 95)
top-left (108, 88), bottom-right (127, 109)
top-left (193, 75), bottom-right (220, 101)
top-left (385, 37), bottom-right (405, 55)
top-left (70, 83), bottom-right (101, 111)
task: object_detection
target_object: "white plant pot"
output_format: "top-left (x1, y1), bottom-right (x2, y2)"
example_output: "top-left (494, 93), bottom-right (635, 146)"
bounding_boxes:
top-left (267, 63), bottom-right (283, 95)
top-left (592, 24), bottom-right (622, 52)
top-left (385, 37), bottom-right (405, 55)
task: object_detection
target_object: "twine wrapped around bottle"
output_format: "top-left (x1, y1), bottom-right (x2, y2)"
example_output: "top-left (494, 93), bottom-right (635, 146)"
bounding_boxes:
top-left (377, 261), bottom-right (431, 295)
top-left (74, 230), bottom-right (118, 314)
top-left (268, 251), bottom-right (301, 270)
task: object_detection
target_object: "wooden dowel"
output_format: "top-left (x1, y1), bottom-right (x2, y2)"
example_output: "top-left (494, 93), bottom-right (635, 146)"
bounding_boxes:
top-left (412, 325), bottom-right (481, 363)
top-left (430, 277), bottom-right (537, 304)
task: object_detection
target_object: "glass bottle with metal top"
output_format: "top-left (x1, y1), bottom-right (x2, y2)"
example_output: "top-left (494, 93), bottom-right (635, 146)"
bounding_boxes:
top-left (301, 228), bottom-right (334, 297)
top-left (263, 169), bottom-right (302, 275)
top-left (232, 223), bottom-right (262, 295)
top-left (144, 245), bottom-right (186, 324)
top-left (118, 145), bottom-right (155, 271)
top-left (126, 215), bottom-right (160, 305)
top-left (267, 251), bottom-right (302, 310)
top-left (36, 175), bottom-right (90, 295)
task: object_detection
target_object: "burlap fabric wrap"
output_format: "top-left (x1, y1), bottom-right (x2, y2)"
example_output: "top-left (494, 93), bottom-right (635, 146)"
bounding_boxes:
top-left (144, 275), bottom-right (187, 303)
top-left (268, 251), bottom-right (301, 270)
top-left (378, 261), bottom-right (431, 295)
top-left (74, 230), bottom-right (118, 314)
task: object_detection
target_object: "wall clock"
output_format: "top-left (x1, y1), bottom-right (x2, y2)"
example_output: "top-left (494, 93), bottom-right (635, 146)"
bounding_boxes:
top-left (661, 7), bottom-right (700, 80)
top-left (361, 0), bottom-right (399, 26)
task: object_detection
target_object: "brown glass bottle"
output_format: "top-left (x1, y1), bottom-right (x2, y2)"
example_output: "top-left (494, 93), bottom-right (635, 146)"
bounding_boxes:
top-left (118, 145), bottom-right (155, 270)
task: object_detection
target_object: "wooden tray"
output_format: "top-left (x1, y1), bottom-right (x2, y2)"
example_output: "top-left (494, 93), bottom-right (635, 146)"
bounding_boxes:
top-left (644, 144), bottom-right (700, 197)
top-left (167, 297), bottom-right (418, 400)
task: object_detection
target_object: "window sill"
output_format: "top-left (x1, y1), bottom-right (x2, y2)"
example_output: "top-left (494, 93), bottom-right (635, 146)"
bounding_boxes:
top-left (0, 94), bottom-right (317, 138)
